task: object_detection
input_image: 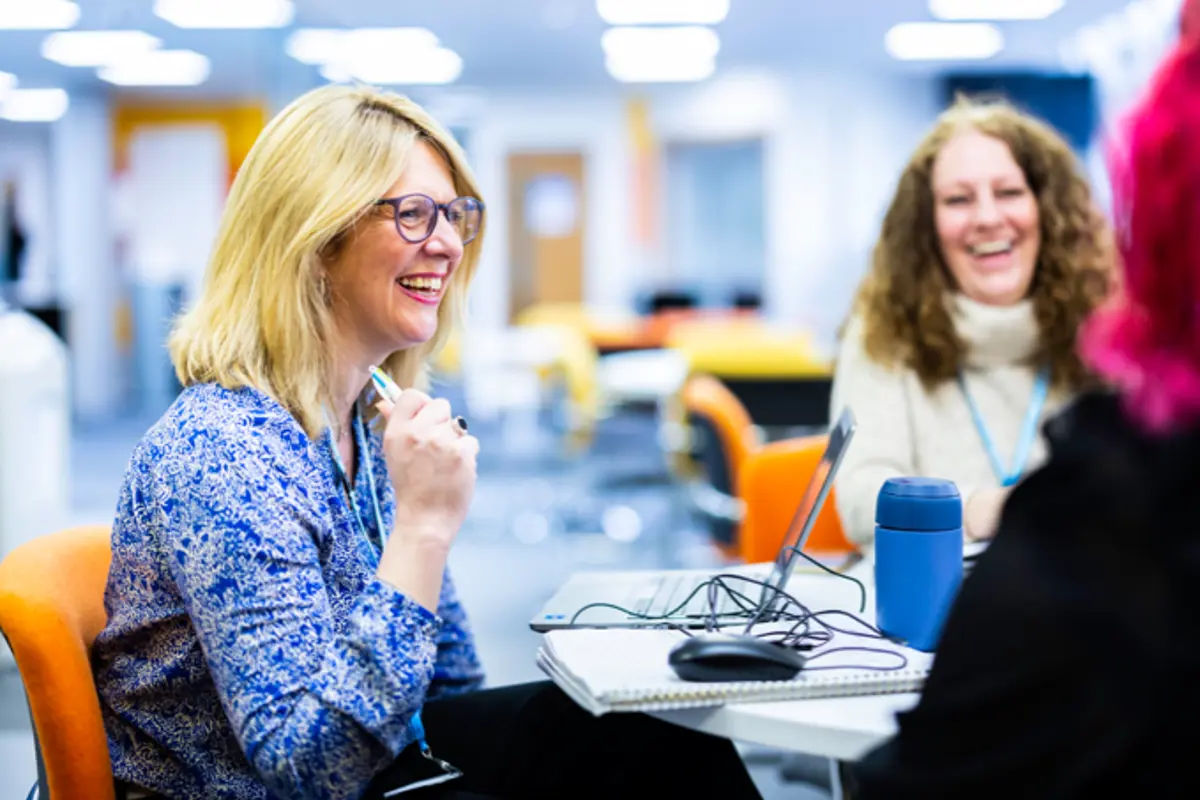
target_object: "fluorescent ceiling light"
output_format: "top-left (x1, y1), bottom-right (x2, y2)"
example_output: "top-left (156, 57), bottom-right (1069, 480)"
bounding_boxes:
top-left (0, 71), bottom-right (15, 97)
top-left (1, 88), bottom-right (69, 122)
top-left (601, 26), bottom-right (721, 60)
top-left (930, 0), bottom-right (1064, 20)
top-left (154, 0), bottom-right (293, 29)
top-left (602, 27), bottom-right (719, 83)
top-left (287, 28), bottom-right (462, 85)
top-left (0, 0), bottom-right (79, 30)
top-left (605, 56), bottom-right (715, 82)
top-left (286, 28), bottom-right (442, 65)
top-left (885, 22), bottom-right (1004, 60)
top-left (320, 48), bottom-right (463, 85)
top-left (98, 50), bottom-right (211, 86)
top-left (596, 0), bottom-right (729, 25)
top-left (42, 30), bottom-right (162, 67)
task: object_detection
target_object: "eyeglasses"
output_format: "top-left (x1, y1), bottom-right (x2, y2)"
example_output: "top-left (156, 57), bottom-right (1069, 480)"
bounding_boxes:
top-left (375, 193), bottom-right (484, 246)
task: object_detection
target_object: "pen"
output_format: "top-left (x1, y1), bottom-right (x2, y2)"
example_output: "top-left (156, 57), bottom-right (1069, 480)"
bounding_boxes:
top-left (369, 365), bottom-right (403, 404)
top-left (370, 364), bottom-right (468, 433)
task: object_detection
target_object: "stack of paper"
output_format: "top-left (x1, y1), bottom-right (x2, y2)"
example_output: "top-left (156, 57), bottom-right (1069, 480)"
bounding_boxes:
top-left (536, 627), bottom-right (933, 715)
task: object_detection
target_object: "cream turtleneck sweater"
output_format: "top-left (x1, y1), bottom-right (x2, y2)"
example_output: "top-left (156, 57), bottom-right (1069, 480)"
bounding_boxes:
top-left (829, 294), bottom-right (1071, 548)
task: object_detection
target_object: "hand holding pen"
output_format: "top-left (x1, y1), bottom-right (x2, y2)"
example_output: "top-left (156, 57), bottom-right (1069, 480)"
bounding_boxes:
top-left (370, 366), bottom-right (468, 435)
top-left (369, 365), bottom-right (479, 610)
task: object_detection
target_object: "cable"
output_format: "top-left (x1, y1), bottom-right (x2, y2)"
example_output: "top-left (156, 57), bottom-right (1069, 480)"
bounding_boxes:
top-left (563, 547), bottom-right (910, 674)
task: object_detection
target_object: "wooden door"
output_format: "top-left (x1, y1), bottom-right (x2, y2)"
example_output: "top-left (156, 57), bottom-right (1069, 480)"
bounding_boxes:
top-left (506, 152), bottom-right (585, 322)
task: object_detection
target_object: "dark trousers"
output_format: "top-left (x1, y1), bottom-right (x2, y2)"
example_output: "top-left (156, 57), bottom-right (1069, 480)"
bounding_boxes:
top-left (364, 681), bottom-right (762, 799)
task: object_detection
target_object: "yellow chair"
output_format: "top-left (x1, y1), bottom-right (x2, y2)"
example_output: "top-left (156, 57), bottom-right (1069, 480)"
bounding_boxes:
top-left (0, 525), bottom-right (116, 800)
top-left (545, 324), bottom-right (602, 451)
top-left (665, 318), bottom-right (831, 379)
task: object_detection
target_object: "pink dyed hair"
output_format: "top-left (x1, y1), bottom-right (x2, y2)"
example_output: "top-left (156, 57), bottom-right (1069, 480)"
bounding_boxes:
top-left (1079, 4), bottom-right (1200, 432)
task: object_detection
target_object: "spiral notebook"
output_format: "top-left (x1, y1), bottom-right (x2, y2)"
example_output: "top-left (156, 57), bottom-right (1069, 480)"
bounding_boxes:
top-left (536, 628), bottom-right (932, 715)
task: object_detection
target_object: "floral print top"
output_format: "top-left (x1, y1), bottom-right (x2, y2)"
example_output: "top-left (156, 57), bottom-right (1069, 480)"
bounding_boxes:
top-left (92, 382), bottom-right (484, 799)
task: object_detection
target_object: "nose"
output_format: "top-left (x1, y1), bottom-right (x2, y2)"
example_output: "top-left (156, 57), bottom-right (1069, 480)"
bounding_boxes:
top-left (972, 189), bottom-right (1003, 227)
top-left (423, 210), bottom-right (465, 259)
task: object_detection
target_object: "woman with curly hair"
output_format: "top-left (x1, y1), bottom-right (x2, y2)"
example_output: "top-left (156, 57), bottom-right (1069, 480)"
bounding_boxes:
top-left (851, 5), bottom-right (1200, 793)
top-left (830, 96), bottom-right (1113, 547)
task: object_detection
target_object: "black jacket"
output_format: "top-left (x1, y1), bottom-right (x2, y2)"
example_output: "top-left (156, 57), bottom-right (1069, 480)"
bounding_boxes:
top-left (853, 390), bottom-right (1200, 798)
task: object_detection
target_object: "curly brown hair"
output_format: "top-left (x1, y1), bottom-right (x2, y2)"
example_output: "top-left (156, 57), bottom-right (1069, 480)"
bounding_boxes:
top-left (851, 96), bottom-right (1113, 392)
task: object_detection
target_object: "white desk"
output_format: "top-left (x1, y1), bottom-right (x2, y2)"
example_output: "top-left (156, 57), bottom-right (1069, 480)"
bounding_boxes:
top-left (650, 687), bottom-right (917, 761)
top-left (651, 563), bottom-right (924, 761)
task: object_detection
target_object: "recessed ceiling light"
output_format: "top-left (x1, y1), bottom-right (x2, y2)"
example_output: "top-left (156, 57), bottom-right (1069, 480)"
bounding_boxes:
top-left (320, 48), bottom-right (464, 86)
top-left (605, 56), bottom-right (716, 83)
top-left (601, 26), bottom-right (720, 60)
top-left (154, 0), bottom-right (293, 29)
top-left (286, 28), bottom-right (442, 65)
top-left (929, 0), bottom-right (1065, 21)
top-left (1, 88), bottom-right (70, 122)
top-left (286, 28), bottom-right (462, 85)
top-left (97, 50), bottom-right (211, 86)
top-left (602, 27), bottom-right (720, 83)
top-left (885, 22), bottom-right (1004, 60)
top-left (42, 30), bottom-right (163, 67)
top-left (0, 0), bottom-right (79, 30)
top-left (596, 0), bottom-right (729, 25)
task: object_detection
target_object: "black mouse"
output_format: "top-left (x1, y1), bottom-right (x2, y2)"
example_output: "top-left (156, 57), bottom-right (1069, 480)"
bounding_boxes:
top-left (668, 634), bottom-right (807, 683)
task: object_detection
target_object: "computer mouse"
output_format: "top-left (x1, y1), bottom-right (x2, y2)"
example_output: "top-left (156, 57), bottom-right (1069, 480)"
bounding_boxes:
top-left (668, 633), bottom-right (807, 683)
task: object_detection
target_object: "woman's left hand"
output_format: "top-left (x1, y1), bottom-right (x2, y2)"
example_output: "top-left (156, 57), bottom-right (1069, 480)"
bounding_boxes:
top-left (965, 486), bottom-right (1011, 541)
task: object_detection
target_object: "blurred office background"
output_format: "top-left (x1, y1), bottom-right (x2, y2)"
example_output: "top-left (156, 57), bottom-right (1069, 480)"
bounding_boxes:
top-left (0, 0), bottom-right (1185, 796)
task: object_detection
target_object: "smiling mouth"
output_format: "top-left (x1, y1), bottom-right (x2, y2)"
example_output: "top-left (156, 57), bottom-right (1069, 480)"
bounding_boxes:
top-left (968, 240), bottom-right (1014, 257)
top-left (396, 274), bottom-right (445, 304)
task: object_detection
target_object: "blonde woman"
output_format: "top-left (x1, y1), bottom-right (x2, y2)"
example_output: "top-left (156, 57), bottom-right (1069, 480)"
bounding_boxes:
top-left (92, 85), bottom-right (759, 800)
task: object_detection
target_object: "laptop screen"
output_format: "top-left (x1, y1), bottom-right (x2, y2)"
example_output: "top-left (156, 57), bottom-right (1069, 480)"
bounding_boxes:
top-left (758, 407), bottom-right (857, 600)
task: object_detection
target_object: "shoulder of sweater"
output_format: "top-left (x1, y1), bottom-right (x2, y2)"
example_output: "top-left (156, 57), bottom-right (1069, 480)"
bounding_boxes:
top-left (835, 313), bottom-right (910, 382)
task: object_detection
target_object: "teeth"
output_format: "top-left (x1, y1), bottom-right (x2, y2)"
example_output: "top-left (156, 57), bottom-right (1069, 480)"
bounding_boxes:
top-left (970, 241), bottom-right (1013, 256)
top-left (397, 276), bottom-right (443, 292)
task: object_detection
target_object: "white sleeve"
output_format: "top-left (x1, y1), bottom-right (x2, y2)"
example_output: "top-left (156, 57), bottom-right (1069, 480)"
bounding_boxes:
top-left (829, 317), bottom-right (918, 547)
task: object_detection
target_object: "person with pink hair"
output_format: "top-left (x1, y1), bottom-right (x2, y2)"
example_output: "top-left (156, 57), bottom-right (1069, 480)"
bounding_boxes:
top-left (849, 6), bottom-right (1200, 797)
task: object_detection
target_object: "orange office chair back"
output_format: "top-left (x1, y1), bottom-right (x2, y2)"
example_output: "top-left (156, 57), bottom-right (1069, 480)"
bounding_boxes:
top-left (681, 374), bottom-right (758, 491)
top-left (0, 525), bottom-right (116, 800)
top-left (679, 374), bottom-right (760, 551)
top-left (737, 436), bottom-right (855, 564)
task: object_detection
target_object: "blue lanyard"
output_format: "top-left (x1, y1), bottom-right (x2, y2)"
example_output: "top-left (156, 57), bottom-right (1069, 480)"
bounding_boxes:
top-left (325, 403), bottom-right (387, 550)
top-left (327, 405), bottom-right (436, 765)
top-left (957, 367), bottom-right (1049, 488)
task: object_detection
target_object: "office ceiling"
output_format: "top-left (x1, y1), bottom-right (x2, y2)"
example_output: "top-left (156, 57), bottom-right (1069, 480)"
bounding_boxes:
top-left (0, 0), bottom-right (1142, 100)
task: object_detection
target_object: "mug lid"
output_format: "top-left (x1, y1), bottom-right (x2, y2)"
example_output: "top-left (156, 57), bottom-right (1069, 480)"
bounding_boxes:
top-left (876, 477), bottom-right (962, 531)
top-left (879, 477), bottom-right (961, 498)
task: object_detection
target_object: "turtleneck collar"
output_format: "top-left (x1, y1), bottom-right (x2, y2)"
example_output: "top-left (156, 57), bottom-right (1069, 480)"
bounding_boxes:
top-left (950, 293), bottom-right (1040, 369)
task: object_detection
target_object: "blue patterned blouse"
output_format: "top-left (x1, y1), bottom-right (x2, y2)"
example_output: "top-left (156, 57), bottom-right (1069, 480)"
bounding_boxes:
top-left (92, 382), bottom-right (485, 800)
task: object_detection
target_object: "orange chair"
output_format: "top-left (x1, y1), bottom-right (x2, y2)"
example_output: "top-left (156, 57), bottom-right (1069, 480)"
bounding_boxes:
top-left (681, 374), bottom-right (758, 489)
top-left (678, 374), bottom-right (761, 552)
top-left (0, 525), bottom-right (116, 800)
top-left (736, 436), bottom-right (856, 564)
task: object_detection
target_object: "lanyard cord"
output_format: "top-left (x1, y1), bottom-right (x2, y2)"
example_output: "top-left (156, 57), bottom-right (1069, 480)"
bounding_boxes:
top-left (325, 401), bottom-right (387, 548)
top-left (325, 402), bottom-right (445, 766)
top-left (957, 367), bottom-right (1050, 488)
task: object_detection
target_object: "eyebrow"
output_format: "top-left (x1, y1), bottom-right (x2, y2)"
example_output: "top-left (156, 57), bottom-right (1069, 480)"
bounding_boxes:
top-left (935, 175), bottom-right (1026, 191)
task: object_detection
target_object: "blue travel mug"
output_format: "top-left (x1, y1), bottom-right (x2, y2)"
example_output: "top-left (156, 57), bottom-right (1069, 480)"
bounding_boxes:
top-left (874, 477), bottom-right (964, 652)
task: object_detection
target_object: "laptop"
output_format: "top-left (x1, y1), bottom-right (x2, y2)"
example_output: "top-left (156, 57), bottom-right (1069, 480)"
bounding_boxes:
top-left (530, 408), bottom-right (857, 631)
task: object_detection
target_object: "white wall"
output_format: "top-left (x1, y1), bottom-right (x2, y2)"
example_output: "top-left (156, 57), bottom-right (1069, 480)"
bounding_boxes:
top-left (0, 123), bottom-right (55, 306)
top-left (462, 69), bottom-right (941, 351)
top-left (467, 93), bottom-right (633, 329)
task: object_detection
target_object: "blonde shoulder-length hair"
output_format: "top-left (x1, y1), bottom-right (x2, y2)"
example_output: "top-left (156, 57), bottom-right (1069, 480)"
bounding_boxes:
top-left (169, 83), bottom-right (485, 438)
